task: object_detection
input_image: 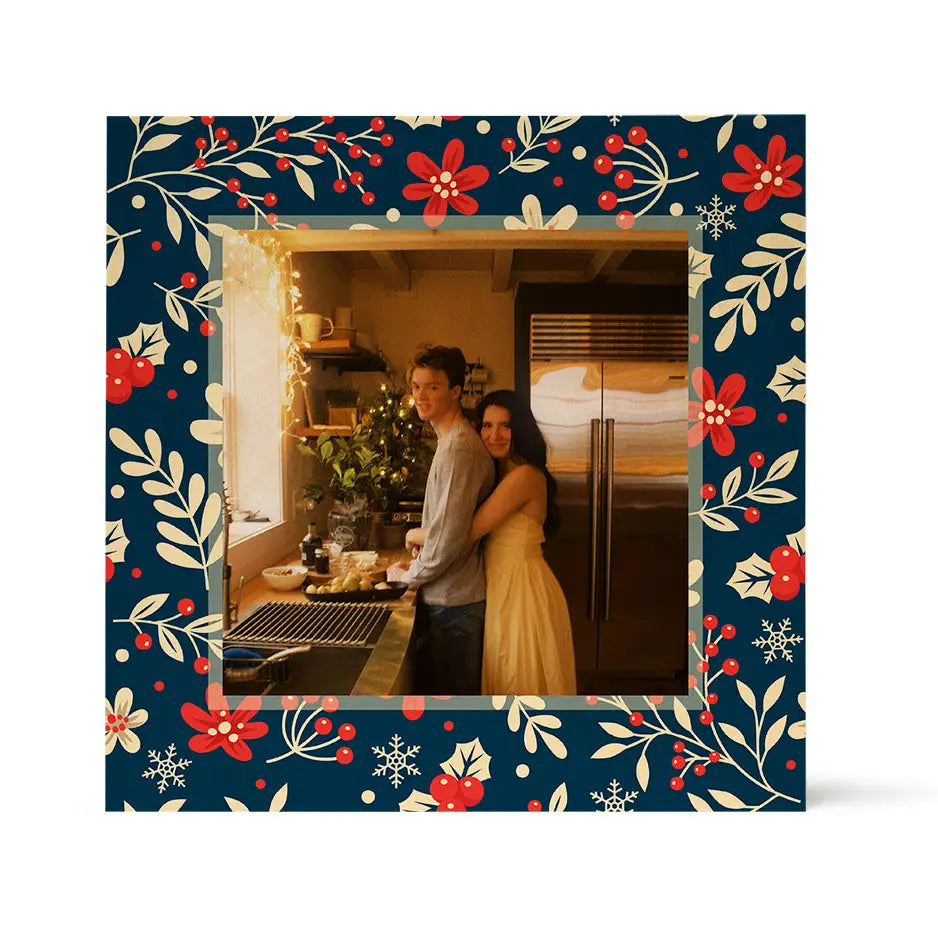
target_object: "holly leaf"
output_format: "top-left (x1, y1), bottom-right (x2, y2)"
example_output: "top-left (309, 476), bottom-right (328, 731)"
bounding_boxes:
top-left (105, 519), bottom-right (129, 562)
top-left (440, 738), bottom-right (491, 781)
top-left (768, 356), bottom-right (806, 404)
top-left (398, 789), bottom-right (437, 812)
top-left (119, 321), bottom-right (170, 364)
top-left (727, 553), bottom-right (774, 602)
top-left (395, 116), bottom-right (444, 130)
top-left (688, 246), bottom-right (713, 299)
top-left (787, 527), bottom-right (806, 553)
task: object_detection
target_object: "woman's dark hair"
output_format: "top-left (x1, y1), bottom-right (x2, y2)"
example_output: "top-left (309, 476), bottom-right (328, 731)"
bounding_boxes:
top-left (476, 389), bottom-right (561, 539)
top-left (409, 345), bottom-right (467, 393)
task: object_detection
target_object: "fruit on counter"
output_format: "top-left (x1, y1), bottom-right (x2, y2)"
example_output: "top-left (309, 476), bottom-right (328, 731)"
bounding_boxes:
top-left (375, 582), bottom-right (391, 590)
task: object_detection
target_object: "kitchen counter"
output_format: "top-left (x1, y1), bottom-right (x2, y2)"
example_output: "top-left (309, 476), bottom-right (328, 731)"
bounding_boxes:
top-left (224, 548), bottom-right (418, 696)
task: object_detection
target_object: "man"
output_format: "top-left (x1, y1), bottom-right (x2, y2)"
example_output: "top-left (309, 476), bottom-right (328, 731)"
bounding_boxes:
top-left (385, 346), bottom-right (495, 694)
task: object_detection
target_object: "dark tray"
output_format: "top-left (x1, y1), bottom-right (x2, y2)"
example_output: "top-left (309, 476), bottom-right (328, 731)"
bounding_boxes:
top-left (302, 583), bottom-right (408, 603)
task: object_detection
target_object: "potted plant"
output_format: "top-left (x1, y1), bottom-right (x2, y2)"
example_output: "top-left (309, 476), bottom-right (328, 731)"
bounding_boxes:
top-left (300, 427), bottom-right (380, 550)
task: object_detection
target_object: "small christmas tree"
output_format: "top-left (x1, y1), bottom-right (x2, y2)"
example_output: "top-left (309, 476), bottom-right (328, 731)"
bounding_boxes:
top-left (359, 383), bottom-right (430, 512)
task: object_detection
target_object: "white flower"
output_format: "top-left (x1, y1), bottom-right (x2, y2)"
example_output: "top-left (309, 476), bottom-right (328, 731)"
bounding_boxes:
top-left (504, 194), bottom-right (577, 231)
top-left (105, 687), bottom-right (148, 754)
top-left (688, 559), bottom-right (704, 607)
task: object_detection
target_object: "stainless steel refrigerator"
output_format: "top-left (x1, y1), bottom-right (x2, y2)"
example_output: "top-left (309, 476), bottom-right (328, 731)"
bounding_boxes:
top-left (525, 302), bottom-right (688, 695)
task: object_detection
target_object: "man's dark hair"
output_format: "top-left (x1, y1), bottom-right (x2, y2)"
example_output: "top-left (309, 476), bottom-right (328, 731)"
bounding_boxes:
top-left (410, 345), bottom-right (467, 393)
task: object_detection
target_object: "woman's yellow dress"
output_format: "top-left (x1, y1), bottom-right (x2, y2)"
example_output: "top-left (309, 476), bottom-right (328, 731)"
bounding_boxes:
top-left (481, 512), bottom-right (577, 695)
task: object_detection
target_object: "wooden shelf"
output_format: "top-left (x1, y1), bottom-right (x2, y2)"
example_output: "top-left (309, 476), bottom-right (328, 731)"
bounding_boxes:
top-left (296, 425), bottom-right (355, 438)
top-left (297, 338), bottom-right (388, 374)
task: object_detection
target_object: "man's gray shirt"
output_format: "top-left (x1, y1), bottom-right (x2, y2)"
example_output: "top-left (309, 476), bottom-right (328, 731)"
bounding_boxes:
top-left (401, 419), bottom-right (495, 606)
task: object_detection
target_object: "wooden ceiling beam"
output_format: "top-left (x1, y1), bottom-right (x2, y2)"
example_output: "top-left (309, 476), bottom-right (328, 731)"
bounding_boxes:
top-left (584, 249), bottom-right (632, 281)
top-left (369, 250), bottom-right (411, 291)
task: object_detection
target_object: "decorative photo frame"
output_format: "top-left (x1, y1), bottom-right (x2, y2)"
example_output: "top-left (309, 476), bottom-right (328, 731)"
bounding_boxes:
top-left (106, 114), bottom-right (805, 812)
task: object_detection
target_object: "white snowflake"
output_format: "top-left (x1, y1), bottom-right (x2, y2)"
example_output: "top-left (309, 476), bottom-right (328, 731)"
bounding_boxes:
top-left (590, 779), bottom-right (639, 812)
top-left (372, 734), bottom-right (421, 789)
top-left (696, 195), bottom-right (737, 239)
top-left (608, 115), bottom-right (622, 126)
top-left (752, 618), bottom-right (804, 663)
top-left (142, 744), bottom-right (191, 794)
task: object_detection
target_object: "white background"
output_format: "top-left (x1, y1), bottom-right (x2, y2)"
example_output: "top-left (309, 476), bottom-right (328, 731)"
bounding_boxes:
top-left (5, 3), bottom-right (934, 935)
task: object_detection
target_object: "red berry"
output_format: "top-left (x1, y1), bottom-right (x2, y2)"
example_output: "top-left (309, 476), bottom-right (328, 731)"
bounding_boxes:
top-left (362, 192), bottom-right (375, 205)
top-left (276, 157), bottom-right (291, 171)
top-left (266, 212), bottom-right (278, 225)
top-left (335, 131), bottom-right (348, 143)
top-left (429, 773), bottom-right (460, 804)
top-left (129, 357), bottom-right (155, 388)
top-left (778, 413), bottom-right (788, 423)
top-left (106, 348), bottom-right (132, 377)
top-left (700, 711), bottom-right (713, 725)
top-left (672, 755), bottom-right (686, 769)
top-left (194, 656), bottom-right (209, 674)
top-left (527, 800), bottom-right (542, 812)
top-left (614, 169), bottom-right (634, 189)
top-left (749, 451), bottom-right (765, 467)
top-left (796, 554), bottom-right (806, 583)
top-left (678, 148), bottom-right (689, 158)
top-left (703, 614), bottom-right (718, 629)
top-left (200, 320), bottom-right (216, 337)
top-left (348, 144), bottom-right (363, 159)
top-left (256, 779), bottom-right (266, 789)
top-left (770, 572), bottom-right (801, 601)
top-left (338, 723), bottom-right (356, 740)
top-left (723, 658), bottom-right (740, 676)
top-left (105, 556), bottom-right (115, 582)
top-left (195, 137), bottom-right (208, 149)
top-left (629, 712), bottom-right (643, 726)
top-left (700, 483), bottom-right (716, 499)
top-left (649, 695), bottom-right (664, 705)
top-left (786, 760), bottom-right (797, 770)
top-left (275, 127), bottom-right (290, 142)
top-left (370, 117), bottom-right (385, 132)
top-left (502, 137), bottom-right (516, 152)
top-left (670, 777), bottom-right (684, 791)
top-left (744, 507), bottom-right (761, 523)
top-left (458, 776), bottom-right (484, 807)
top-left (688, 675), bottom-right (697, 689)
top-left (167, 389), bottom-right (177, 400)
top-left (380, 134), bottom-right (394, 147)
top-left (585, 695), bottom-right (598, 705)
top-left (321, 696), bottom-right (340, 712)
top-left (154, 681), bottom-right (164, 692)
top-left (315, 717), bottom-right (333, 735)
top-left (688, 630), bottom-right (696, 645)
top-left (349, 171), bottom-right (364, 186)
top-left (443, 720), bottom-right (454, 731)
top-left (593, 155), bottom-right (613, 174)
top-left (314, 140), bottom-right (329, 154)
top-left (704, 642), bottom-right (719, 657)
top-left (615, 211), bottom-right (636, 230)
top-left (177, 598), bottom-right (194, 616)
top-left (135, 633), bottom-right (152, 650)
top-left (673, 741), bottom-right (685, 752)
top-left (706, 692), bottom-right (718, 705)
top-left (131, 567), bottom-right (142, 578)
top-left (151, 241), bottom-right (161, 251)
top-left (708, 751), bottom-right (721, 762)
top-left (336, 747), bottom-right (353, 764)
top-left (721, 624), bottom-right (736, 639)
top-left (697, 661), bottom-right (709, 673)
top-left (226, 178), bottom-right (241, 192)
top-left (436, 799), bottom-right (466, 812)
top-left (771, 545), bottom-right (800, 574)
top-left (180, 272), bottom-right (198, 289)
top-left (628, 126), bottom-right (648, 145)
top-left (237, 196), bottom-right (249, 209)
top-left (322, 116), bottom-right (335, 124)
top-left (200, 116), bottom-right (214, 125)
top-left (693, 764), bottom-right (706, 776)
top-left (369, 154), bottom-right (383, 167)
top-left (214, 127), bottom-right (229, 141)
top-left (263, 192), bottom-right (278, 207)
top-left (226, 140), bottom-right (238, 151)
top-left (334, 179), bottom-right (348, 193)
top-left (296, 223), bottom-right (310, 230)
top-left (605, 134), bottom-right (625, 154)
top-left (546, 138), bottom-right (561, 153)
top-left (194, 157), bottom-right (207, 169)
top-left (598, 191), bottom-right (617, 211)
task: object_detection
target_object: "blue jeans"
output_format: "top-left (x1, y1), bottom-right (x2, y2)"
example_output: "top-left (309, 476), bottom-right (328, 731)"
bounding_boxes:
top-left (415, 600), bottom-right (486, 695)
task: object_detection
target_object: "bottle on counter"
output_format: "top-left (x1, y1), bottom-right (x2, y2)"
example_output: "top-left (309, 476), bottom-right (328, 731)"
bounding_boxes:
top-left (300, 521), bottom-right (323, 567)
top-left (314, 548), bottom-right (330, 575)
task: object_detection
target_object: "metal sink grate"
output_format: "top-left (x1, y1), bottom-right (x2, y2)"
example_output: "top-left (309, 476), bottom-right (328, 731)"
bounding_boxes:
top-left (225, 601), bottom-right (390, 649)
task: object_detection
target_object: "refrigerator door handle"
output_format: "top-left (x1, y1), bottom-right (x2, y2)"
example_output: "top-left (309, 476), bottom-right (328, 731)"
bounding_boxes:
top-left (603, 418), bottom-right (614, 621)
top-left (588, 418), bottom-right (601, 623)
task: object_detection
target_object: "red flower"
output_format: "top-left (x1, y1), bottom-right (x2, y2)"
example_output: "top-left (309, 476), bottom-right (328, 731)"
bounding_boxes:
top-left (722, 134), bottom-right (803, 211)
top-left (403, 139), bottom-right (488, 227)
top-left (181, 682), bottom-right (268, 761)
top-left (688, 367), bottom-right (756, 456)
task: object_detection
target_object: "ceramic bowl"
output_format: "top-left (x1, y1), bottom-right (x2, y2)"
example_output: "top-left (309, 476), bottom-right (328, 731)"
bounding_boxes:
top-left (261, 565), bottom-right (309, 591)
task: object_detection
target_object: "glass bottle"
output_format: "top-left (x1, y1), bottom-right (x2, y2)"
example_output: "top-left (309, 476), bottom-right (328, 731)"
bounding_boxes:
top-left (300, 521), bottom-right (323, 566)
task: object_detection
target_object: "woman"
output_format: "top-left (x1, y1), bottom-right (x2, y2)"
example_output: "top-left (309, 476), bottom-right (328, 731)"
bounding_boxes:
top-left (406, 390), bottom-right (576, 695)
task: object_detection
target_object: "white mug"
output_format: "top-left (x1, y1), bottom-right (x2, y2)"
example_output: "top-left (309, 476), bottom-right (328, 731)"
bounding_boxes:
top-left (296, 313), bottom-right (335, 343)
top-left (334, 306), bottom-right (353, 329)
